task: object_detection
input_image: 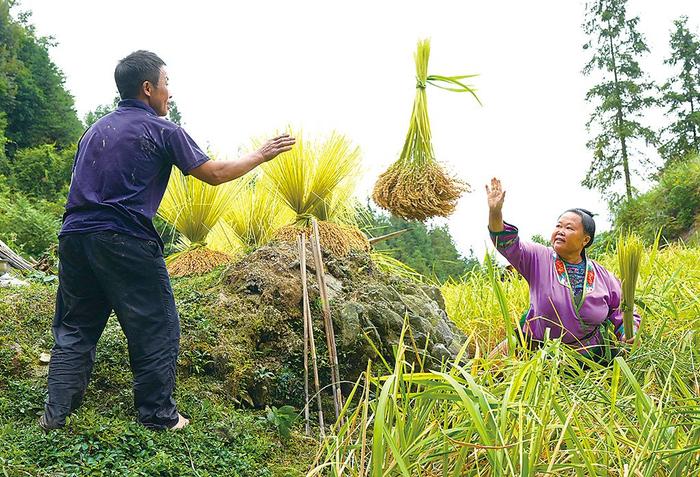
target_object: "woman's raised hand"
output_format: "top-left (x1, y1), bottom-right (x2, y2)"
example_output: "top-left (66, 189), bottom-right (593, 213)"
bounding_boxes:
top-left (486, 177), bottom-right (506, 212)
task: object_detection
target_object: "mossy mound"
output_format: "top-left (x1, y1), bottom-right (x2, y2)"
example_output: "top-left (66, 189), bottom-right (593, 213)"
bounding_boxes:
top-left (180, 240), bottom-right (466, 408)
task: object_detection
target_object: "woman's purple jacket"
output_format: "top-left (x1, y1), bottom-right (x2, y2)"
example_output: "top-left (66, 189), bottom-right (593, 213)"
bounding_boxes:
top-left (491, 222), bottom-right (640, 354)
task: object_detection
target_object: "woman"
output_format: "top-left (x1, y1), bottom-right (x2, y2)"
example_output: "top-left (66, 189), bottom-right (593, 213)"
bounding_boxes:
top-left (486, 178), bottom-right (639, 361)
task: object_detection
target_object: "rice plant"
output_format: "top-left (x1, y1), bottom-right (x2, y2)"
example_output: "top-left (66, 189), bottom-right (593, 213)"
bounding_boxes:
top-left (617, 232), bottom-right (644, 340)
top-left (372, 39), bottom-right (480, 221)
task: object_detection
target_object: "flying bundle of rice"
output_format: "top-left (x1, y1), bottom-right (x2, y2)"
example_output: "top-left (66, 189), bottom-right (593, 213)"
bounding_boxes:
top-left (372, 39), bottom-right (480, 221)
top-left (158, 164), bottom-right (242, 277)
top-left (259, 130), bottom-right (369, 256)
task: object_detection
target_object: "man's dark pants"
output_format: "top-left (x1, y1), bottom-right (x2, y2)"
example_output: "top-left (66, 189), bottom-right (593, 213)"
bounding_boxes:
top-left (44, 231), bottom-right (180, 429)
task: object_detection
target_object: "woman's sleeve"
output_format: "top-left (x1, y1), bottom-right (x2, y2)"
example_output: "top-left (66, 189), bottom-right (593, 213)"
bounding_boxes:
top-left (489, 222), bottom-right (547, 282)
top-left (605, 271), bottom-right (641, 340)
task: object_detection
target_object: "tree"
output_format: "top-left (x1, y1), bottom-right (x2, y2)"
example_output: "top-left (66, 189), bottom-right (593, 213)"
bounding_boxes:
top-left (167, 100), bottom-right (182, 126)
top-left (659, 16), bottom-right (700, 166)
top-left (84, 97), bottom-right (183, 128)
top-left (84, 96), bottom-right (120, 128)
top-left (582, 0), bottom-right (656, 201)
top-left (0, 2), bottom-right (82, 157)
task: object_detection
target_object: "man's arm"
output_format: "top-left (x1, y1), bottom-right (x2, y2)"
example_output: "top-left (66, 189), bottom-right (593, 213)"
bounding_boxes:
top-left (189, 134), bottom-right (295, 186)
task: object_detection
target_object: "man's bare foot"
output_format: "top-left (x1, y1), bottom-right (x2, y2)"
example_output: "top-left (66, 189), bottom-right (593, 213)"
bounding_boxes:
top-left (169, 413), bottom-right (190, 430)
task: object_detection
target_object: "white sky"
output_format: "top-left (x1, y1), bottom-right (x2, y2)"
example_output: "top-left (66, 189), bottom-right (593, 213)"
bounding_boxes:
top-left (15, 0), bottom-right (700, 259)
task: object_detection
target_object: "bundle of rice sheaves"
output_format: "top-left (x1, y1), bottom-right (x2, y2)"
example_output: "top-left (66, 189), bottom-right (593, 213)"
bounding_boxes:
top-left (372, 39), bottom-right (480, 221)
top-left (158, 165), bottom-right (241, 277)
top-left (259, 130), bottom-right (369, 256)
top-left (207, 174), bottom-right (294, 255)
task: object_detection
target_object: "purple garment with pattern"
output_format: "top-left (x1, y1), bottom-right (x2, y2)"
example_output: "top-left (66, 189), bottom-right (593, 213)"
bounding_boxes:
top-left (490, 222), bottom-right (640, 353)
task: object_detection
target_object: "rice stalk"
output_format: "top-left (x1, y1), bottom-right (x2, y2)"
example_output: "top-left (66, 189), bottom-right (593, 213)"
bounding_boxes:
top-left (259, 129), bottom-right (361, 227)
top-left (275, 221), bottom-right (369, 258)
top-left (207, 173), bottom-right (294, 252)
top-left (166, 245), bottom-right (233, 277)
top-left (158, 163), bottom-right (243, 275)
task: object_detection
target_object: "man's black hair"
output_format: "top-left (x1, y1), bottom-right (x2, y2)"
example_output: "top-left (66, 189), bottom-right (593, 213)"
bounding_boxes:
top-left (563, 208), bottom-right (596, 251)
top-left (114, 50), bottom-right (166, 100)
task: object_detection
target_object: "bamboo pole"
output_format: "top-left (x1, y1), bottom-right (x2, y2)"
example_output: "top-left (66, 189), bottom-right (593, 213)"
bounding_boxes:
top-left (299, 233), bottom-right (325, 436)
top-left (368, 228), bottom-right (409, 246)
top-left (298, 235), bottom-right (311, 436)
top-left (310, 218), bottom-right (344, 421)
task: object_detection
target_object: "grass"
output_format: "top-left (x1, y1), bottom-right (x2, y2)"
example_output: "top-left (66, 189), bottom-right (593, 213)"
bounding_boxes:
top-left (0, 276), bottom-right (317, 477)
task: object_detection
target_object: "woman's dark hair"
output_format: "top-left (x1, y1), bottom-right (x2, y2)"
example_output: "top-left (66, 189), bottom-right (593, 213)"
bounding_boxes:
top-left (563, 208), bottom-right (596, 254)
top-left (114, 50), bottom-right (166, 100)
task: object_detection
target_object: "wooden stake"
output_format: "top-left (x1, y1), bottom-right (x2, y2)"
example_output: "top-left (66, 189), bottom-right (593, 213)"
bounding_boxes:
top-left (310, 219), bottom-right (344, 421)
top-left (299, 233), bottom-right (325, 436)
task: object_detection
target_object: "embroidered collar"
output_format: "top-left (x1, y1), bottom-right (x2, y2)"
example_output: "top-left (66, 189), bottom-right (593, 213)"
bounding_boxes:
top-left (552, 251), bottom-right (595, 294)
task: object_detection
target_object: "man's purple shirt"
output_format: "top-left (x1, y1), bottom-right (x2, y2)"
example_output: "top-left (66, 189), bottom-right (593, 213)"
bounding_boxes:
top-left (60, 99), bottom-right (209, 248)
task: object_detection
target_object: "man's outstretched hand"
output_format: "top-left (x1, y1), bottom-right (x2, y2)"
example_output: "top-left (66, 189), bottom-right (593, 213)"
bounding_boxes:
top-left (256, 134), bottom-right (296, 163)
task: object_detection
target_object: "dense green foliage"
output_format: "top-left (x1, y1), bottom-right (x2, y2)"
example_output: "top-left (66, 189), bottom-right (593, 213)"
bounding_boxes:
top-left (6, 143), bottom-right (75, 199)
top-left (615, 153), bottom-right (700, 243)
top-left (360, 204), bottom-right (478, 282)
top-left (0, 177), bottom-right (61, 258)
top-left (0, 3), bottom-right (83, 261)
top-left (0, 2), bottom-right (82, 158)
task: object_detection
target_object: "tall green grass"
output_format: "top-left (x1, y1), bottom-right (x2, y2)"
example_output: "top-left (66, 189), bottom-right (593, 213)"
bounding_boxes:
top-left (310, 244), bottom-right (700, 475)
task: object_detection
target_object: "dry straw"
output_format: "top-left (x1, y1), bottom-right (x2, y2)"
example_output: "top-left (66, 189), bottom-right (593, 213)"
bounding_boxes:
top-left (372, 39), bottom-right (480, 221)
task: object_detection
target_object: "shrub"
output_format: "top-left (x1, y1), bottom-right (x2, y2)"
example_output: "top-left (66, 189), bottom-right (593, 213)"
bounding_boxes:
top-left (7, 143), bottom-right (76, 200)
top-left (0, 181), bottom-right (62, 258)
top-left (615, 153), bottom-right (700, 243)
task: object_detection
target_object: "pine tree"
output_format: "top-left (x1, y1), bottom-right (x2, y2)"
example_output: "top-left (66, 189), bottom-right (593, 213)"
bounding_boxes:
top-left (582, 0), bottom-right (656, 200)
top-left (659, 16), bottom-right (700, 167)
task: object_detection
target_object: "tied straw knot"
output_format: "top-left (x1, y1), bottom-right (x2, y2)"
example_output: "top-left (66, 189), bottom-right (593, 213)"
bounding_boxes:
top-left (415, 77), bottom-right (427, 89)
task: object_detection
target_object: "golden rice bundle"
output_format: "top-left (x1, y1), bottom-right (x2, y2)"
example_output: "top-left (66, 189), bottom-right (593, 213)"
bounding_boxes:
top-left (372, 39), bottom-right (479, 221)
top-left (255, 129), bottom-right (367, 254)
top-left (166, 245), bottom-right (234, 278)
top-left (274, 221), bottom-right (370, 257)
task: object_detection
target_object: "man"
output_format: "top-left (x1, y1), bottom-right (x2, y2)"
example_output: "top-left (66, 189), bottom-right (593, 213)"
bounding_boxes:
top-left (40, 50), bottom-right (294, 430)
